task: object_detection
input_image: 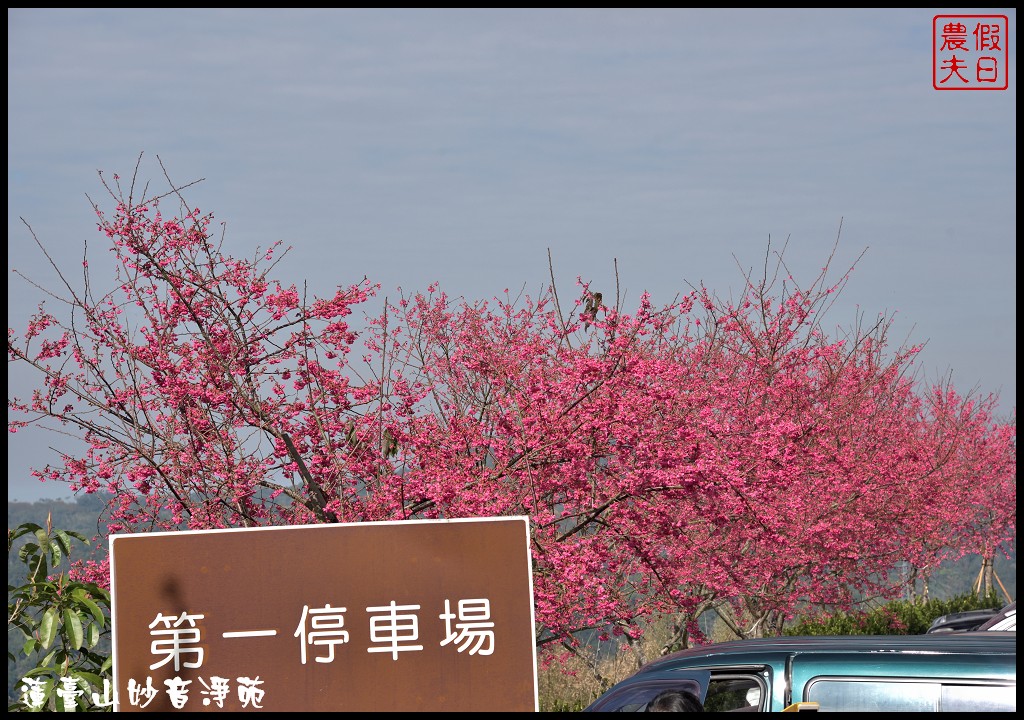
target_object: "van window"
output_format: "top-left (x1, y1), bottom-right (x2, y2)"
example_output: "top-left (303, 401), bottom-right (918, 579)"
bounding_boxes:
top-left (805, 680), bottom-right (1016, 712)
top-left (704, 675), bottom-right (764, 712)
top-left (806, 680), bottom-right (937, 711)
top-left (940, 685), bottom-right (1016, 712)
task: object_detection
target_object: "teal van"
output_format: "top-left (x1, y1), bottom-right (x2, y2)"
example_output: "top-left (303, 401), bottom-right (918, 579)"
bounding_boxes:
top-left (582, 632), bottom-right (1016, 712)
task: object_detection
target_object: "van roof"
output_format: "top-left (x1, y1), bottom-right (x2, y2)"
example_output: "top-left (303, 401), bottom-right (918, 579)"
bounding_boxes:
top-left (639, 631), bottom-right (1017, 671)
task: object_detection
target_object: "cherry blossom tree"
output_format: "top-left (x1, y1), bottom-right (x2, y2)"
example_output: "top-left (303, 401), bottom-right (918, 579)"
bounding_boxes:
top-left (8, 159), bottom-right (1015, 682)
top-left (10, 162), bottom-right (377, 534)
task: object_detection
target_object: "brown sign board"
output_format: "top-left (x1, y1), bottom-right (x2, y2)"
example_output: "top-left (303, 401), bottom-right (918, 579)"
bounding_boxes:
top-left (109, 517), bottom-right (538, 711)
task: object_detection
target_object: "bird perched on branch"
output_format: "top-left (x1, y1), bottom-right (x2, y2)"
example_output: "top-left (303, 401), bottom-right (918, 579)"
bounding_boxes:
top-left (583, 292), bottom-right (603, 329)
top-left (382, 427), bottom-right (399, 458)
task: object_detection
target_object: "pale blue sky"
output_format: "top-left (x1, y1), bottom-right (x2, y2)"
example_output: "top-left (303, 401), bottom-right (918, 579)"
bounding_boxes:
top-left (8, 9), bottom-right (1016, 502)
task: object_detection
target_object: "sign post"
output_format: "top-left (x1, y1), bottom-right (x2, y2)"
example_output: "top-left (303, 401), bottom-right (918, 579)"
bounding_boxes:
top-left (110, 517), bottom-right (537, 711)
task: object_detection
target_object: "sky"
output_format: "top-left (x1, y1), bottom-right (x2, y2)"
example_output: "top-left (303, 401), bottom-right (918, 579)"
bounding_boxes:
top-left (7, 8), bottom-right (1016, 503)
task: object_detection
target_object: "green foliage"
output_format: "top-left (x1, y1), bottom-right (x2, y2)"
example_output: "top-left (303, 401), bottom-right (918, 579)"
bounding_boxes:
top-left (541, 698), bottom-right (588, 712)
top-left (784, 591), bottom-right (1005, 636)
top-left (7, 515), bottom-right (112, 712)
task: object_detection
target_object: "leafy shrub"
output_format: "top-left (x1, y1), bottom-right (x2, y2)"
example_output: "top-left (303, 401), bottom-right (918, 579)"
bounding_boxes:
top-left (8, 516), bottom-right (112, 712)
top-left (784, 591), bottom-right (1004, 636)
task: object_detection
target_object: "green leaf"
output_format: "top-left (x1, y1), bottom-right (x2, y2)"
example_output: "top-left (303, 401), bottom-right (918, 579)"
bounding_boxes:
top-left (39, 608), bottom-right (59, 649)
top-left (21, 666), bottom-right (54, 679)
top-left (8, 522), bottom-right (43, 549)
top-left (13, 521), bottom-right (44, 534)
top-left (64, 608), bottom-right (85, 650)
top-left (85, 622), bottom-right (101, 648)
top-left (65, 529), bottom-right (89, 543)
top-left (34, 528), bottom-right (50, 551)
top-left (22, 636), bottom-right (39, 656)
top-left (10, 613), bottom-right (36, 638)
top-left (73, 671), bottom-right (106, 699)
top-left (48, 537), bottom-right (64, 565)
top-left (53, 528), bottom-right (76, 557)
top-left (39, 647), bottom-right (58, 668)
top-left (77, 594), bottom-right (106, 625)
top-left (19, 541), bottom-right (41, 562)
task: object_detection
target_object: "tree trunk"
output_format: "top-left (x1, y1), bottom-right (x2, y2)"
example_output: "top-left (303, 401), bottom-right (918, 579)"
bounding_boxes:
top-left (978, 553), bottom-right (995, 598)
